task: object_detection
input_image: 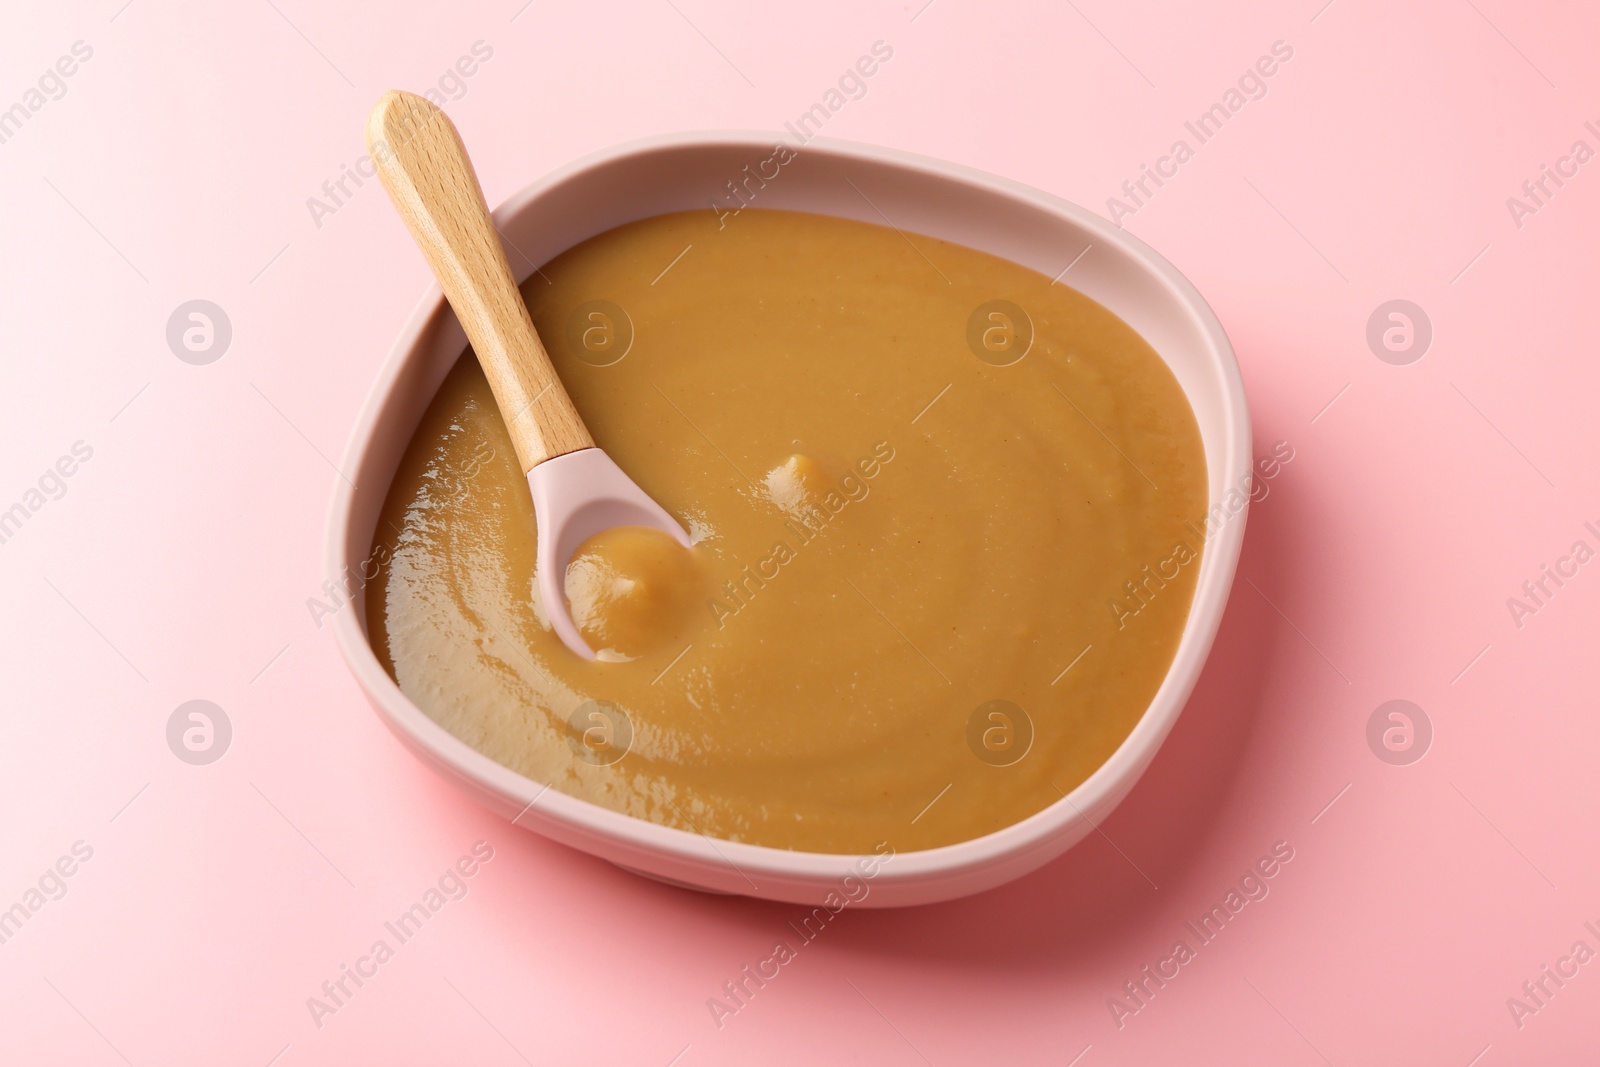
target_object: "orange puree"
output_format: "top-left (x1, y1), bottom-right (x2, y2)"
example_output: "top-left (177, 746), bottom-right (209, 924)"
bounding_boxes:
top-left (367, 208), bottom-right (1206, 853)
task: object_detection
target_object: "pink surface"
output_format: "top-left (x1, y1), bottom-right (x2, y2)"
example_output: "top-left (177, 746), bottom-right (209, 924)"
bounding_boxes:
top-left (1, 0), bottom-right (1595, 1063)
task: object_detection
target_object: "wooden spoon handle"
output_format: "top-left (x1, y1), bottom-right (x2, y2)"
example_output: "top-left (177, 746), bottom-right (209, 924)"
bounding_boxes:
top-left (366, 90), bottom-right (593, 472)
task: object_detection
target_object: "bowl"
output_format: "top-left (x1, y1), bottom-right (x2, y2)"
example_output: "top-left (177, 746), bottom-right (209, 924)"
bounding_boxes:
top-left (327, 131), bottom-right (1250, 907)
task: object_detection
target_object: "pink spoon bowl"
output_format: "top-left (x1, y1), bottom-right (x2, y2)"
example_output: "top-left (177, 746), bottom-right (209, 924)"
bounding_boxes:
top-left (326, 131), bottom-right (1251, 907)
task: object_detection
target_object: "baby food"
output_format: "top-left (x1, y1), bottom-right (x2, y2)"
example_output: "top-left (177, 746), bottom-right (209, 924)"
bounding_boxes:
top-left (367, 207), bottom-right (1206, 853)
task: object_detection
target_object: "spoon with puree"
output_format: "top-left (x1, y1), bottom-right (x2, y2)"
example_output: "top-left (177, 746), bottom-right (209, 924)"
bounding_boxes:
top-left (366, 90), bottom-right (692, 660)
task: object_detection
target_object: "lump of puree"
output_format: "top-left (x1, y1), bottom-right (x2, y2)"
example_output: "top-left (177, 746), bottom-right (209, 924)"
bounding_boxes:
top-left (564, 525), bottom-right (709, 661)
top-left (367, 208), bottom-right (1207, 854)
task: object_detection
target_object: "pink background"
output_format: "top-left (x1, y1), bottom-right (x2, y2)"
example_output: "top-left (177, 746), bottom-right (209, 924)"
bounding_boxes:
top-left (3, 0), bottom-right (1597, 1063)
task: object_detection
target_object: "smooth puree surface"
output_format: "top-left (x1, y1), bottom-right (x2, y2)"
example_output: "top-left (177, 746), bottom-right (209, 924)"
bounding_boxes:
top-left (367, 208), bottom-right (1206, 854)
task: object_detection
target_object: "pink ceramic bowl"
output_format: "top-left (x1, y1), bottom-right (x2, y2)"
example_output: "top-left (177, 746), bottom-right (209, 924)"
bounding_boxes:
top-left (327, 132), bottom-right (1250, 907)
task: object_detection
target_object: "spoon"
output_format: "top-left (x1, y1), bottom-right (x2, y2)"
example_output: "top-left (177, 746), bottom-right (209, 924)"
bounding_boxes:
top-left (366, 90), bottom-right (691, 660)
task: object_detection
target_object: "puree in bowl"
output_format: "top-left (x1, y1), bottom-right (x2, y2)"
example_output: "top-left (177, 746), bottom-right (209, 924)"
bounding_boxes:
top-left (366, 208), bottom-right (1206, 854)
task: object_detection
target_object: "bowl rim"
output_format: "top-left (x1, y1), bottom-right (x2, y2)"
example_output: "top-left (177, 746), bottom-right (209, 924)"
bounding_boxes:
top-left (326, 129), bottom-right (1251, 894)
